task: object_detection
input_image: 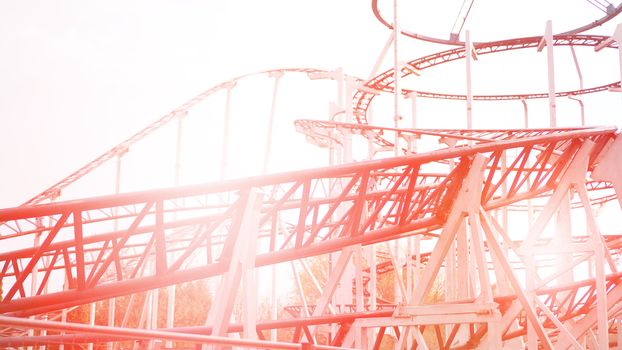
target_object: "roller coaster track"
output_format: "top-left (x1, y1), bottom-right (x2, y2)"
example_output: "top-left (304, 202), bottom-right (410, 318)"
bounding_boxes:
top-left (19, 68), bottom-right (328, 207)
top-left (2, 273), bottom-right (622, 348)
top-left (0, 121), bottom-right (620, 348)
top-left (371, 0), bottom-right (622, 46)
top-left (3, 2), bottom-right (622, 348)
top-left (352, 34), bottom-right (621, 124)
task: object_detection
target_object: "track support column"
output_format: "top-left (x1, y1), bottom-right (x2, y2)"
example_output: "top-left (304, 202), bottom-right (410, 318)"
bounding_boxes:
top-left (537, 20), bottom-right (557, 127)
top-left (204, 189), bottom-right (262, 347)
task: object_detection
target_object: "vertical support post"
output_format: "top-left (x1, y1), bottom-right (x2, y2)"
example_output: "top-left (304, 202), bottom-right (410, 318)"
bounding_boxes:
top-left (468, 212), bottom-right (493, 303)
top-left (369, 245), bottom-right (377, 311)
top-left (109, 152), bottom-right (125, 350)
top-left (568, 45), bottom-right (586, 125)
top-left (155, 200), bottom-right (166, 276)
top-left (539, 20), bottom-right (557, 127)
top-left (148, 260), bottom-right (159, 350)
top-left (568, 96), bottom-right (585, 126)
top-left (409, 92), bottom-right (418, 153)
top-left (38, 315), bottom-right (47, 350)
top-left (88, 302), bottom-right (96, 350)
top-left (270, 234), bottom-right (279, 342)
top-left (612, 24), bottom-right (622, 107)
top-left (151, 287), bottom-right (159, 330)
top-left (406, 238), bottom-right (413, 350)
top-left (336, 67), bottom-right (344, 110)
top-left (465, 30), bottom-right (474, 130)
top-left (595, 23), bottom-right (622, 121)
top-left (366, 242), bottom-right (378, 346)
top-left (393, 0), bottom-right (401, 156)
top-left (406, 238), bottom-right (413, 303)
top-left (456, 221), bottom-right (469, 300)
top-left (446, 241), bottom-right (457, 301)
top-left (409, 92), bottom-right (417, 130)
top-left (263, 71), bottom-right (283, 174)
top-left (576, 183), bottom-right (610, 349)
top-left (355, 244), bottom-right (364, 312)
top-left (174, 111), bottom-right (186, 186)
top-left (500, 151), bottom-right (509, 253)
top-left (521, 98), bottom-right (529, 128)
top-left (343, 76), bottom-right (356, 164)
top-left (243, 264), bottom-right (257, 340)
top-left (554, 196), bottom-right (574, 286)
top-left (166, 117), bottom-right (177, 350)
top-left (525, 254), bottom-right (537, 350)
top-left (221, 82), bottom-right (235, 180)
top-left (165, 285), bottom-right (175, 348)
top-left (107, 298), bottom-right (115, 350)
top-left (114, 154), bottom-right (123, 200)
top-left (488, 310), bottom-right (503, 349)
top-left (60, 287), bottom-right (67, 350)
top-left (594, 233), bottom-right (609, 349)
top-left (28, 227), bottom-right (41, 350)
top-left (392, 240), bottom-right (404, 304)
top-left (205, 189), bottom-right (262, 348)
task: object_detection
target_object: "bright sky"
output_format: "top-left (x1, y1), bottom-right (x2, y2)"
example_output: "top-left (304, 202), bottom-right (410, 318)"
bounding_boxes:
top-left (1, 0), bottom-right (622, 208)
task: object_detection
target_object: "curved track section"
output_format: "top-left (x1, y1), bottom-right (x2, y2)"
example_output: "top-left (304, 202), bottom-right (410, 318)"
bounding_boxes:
top-left (294, 119), bottom-right (618, 206)
top-left (415, 81), bottom-right (621, 101)
top-left (353, 34), bottom-right (619, 123)
top-left (371, 0), bottom-right (622, 46)
top-left (20, 68), bottom-right (330, 207)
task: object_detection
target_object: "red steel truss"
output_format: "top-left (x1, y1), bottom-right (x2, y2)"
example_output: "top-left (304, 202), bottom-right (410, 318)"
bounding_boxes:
top-left (1, 124), bottom-right (621, 347)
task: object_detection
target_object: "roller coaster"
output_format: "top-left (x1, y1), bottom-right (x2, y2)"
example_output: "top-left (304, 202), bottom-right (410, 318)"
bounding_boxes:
top-left (3, 1), bottom-right (622, 349)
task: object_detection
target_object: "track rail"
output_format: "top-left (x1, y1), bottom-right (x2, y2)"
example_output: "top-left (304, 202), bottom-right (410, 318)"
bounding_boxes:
top-left (19, 68), bottom-right (328, 207)
top-left (371, 0), bottom-right (622, 46)
top-left (2, 3), bottom-right (622, 345)
top-left (353, 34), bottom-right (620, 124)
top-left (2, 272), bottom-right (622, 348)
top-left (0, 127), bottom-right (616, 318)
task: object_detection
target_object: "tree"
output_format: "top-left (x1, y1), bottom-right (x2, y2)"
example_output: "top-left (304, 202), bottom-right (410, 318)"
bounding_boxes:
top-left (43, 280), bottom-right (212, 350)
top-left (291, 249), bottom-right (446, 349)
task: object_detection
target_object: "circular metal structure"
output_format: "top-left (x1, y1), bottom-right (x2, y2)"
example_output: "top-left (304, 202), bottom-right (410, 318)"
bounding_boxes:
top-left (371, 0), bottom-right (622, 45)
top-left (414, 81), bottom-right (621, 101)
top-left (353, 34), bottom-right (620, 123)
